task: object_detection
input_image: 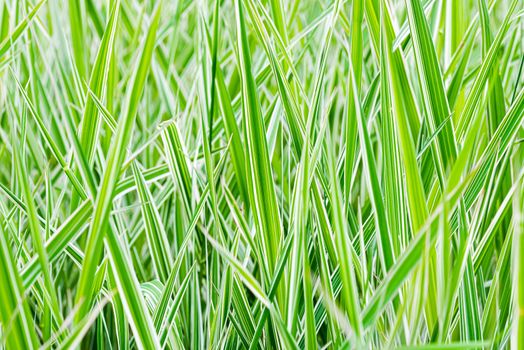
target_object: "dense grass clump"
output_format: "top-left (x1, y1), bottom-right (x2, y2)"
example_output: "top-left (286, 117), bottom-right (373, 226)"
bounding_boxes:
top-left (0, 0), bottom-right (523, 348)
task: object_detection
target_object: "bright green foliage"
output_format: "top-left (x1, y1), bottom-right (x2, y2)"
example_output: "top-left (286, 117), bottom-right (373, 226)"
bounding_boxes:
top-left (0, 0), bottom-right (523, 348)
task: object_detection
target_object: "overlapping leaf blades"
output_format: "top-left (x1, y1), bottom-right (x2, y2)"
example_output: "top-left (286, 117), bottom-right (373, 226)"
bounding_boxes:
top-left (0, 0), bottom-right (522, 349)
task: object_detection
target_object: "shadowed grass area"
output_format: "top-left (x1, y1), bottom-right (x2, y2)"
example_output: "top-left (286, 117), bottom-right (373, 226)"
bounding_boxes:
top-left (0, 0), bottom-right (523, 348)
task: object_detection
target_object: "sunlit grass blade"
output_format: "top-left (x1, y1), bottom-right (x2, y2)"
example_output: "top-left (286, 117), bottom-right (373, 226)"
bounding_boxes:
top-left (0, 219), bottom-right (39, 350)
top-left (132, 161), bottom-right (173, 282)
top-left (0, 0), bottom-right (46, 58)
top-left (74, 0), bottom-right (162, 324)
top-left (235, 0), bottom-right (282, 276)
